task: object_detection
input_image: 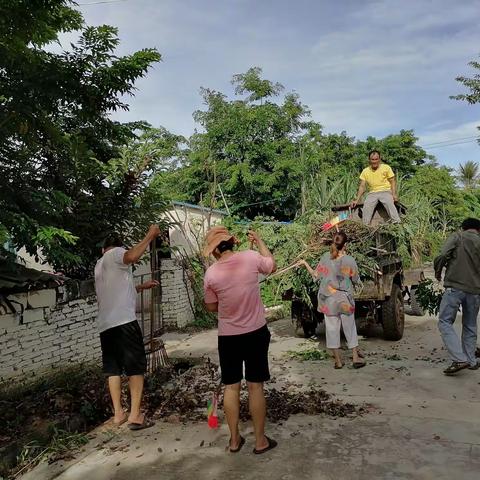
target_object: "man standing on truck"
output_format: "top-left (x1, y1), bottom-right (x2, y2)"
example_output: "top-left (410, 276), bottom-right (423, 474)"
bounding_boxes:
top-left (350, 150), bottom-right (401, 225)
top-left (434, 218), bottom-right (480, 375)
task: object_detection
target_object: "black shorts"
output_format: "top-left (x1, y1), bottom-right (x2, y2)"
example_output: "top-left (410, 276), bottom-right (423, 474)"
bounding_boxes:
top-left (100, 320), bottom-right (147, 377)
top-left (218, 325), bottom-right (271, 385)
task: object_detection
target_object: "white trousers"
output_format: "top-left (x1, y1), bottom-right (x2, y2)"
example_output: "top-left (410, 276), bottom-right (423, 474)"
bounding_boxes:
top-left (324, 314), bottom-right (359, 349)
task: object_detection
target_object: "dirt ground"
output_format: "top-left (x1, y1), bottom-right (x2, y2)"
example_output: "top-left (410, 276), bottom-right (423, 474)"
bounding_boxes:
top-left (22, 313), bottom-right (480, 480)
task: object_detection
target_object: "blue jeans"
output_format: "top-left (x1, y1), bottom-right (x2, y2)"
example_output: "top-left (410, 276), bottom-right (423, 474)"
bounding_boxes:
top-left (438, 288), bottom-right (480, 365)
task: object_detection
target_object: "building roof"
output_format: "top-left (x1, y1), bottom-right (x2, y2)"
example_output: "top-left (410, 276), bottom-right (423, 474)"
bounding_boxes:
top-left (0, 259), bottom-right (65, 293)
top-left (172, 201), bottom-right (227, 216)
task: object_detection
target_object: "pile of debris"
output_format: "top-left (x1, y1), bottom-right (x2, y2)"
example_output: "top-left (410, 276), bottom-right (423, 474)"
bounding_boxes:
top-left (148, 359), bottom-right (361, 423)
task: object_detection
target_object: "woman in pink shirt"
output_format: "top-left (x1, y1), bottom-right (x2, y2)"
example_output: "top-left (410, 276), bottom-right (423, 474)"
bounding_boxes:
top-left (204, 226), bottom-right (278, 455)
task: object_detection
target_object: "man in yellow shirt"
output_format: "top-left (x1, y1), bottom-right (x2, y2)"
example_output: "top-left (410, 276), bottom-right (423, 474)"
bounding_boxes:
top-left (350, 150), bottom-right (400, 225)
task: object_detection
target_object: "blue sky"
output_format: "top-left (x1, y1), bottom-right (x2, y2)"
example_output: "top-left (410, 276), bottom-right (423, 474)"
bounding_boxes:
top-left (72, 0), bottom-right (480, 168)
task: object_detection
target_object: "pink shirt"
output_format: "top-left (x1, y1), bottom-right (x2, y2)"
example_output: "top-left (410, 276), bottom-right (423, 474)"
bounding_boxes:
top-left (204, 250), bottom-right (275, 336)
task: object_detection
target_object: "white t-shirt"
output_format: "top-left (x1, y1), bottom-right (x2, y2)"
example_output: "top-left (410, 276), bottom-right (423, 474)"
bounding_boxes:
top-left (94, 247), bottom-right (137, 333)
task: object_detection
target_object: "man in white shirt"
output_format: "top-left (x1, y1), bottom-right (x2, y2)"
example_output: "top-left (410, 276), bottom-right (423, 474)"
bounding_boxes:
top-left (94, 224), bottom-right (160, 430)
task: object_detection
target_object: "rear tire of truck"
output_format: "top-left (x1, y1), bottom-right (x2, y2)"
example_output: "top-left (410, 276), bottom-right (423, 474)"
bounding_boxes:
top-left (409, 287), bottom-right (425, 317)
top-left (382, 284), bottom-right (405, 341)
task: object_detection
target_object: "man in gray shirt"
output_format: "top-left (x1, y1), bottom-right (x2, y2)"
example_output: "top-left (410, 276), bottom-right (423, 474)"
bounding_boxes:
top-left (434, 218), bottom-right (480, 375)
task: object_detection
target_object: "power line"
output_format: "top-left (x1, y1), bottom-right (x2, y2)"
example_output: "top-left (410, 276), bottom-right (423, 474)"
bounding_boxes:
top-left (421, 135), bottom-right (479, 147)
top-left (422, 139), bottom-right (479, 150)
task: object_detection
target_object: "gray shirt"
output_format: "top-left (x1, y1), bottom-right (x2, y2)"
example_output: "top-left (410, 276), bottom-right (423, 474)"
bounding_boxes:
top-left (434, 230), bottom-right (480, 295)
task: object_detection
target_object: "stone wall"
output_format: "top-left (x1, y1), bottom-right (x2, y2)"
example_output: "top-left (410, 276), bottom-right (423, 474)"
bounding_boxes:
top-left (0, 259), bottom-right (194, 381)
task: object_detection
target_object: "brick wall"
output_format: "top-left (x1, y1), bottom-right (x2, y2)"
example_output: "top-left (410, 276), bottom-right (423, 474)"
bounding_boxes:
top-left (0, 292), bottom-right (100, 381)
top-left (0, 259), bottom-right (194, 381)
top-left (159, 259), bottom-right (195, 329)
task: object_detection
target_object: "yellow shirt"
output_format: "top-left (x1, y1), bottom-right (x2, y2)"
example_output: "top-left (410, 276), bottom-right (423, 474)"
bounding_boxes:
top-left (360, 163), bottom-right (395, 193)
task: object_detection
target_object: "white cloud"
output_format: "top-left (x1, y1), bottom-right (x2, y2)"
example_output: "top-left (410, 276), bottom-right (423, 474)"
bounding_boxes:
top-left (59, 0), bottom-right (480, 166)
top-left (419, 121), bottom-right (480, 146)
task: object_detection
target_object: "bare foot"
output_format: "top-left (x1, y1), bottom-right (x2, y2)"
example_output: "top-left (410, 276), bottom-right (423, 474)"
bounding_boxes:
top-left (229, 434), bottom-right (241, 450)
top-left (113, 412), bottom-right (127, 426)
top-left (255, 436), bottom-right (269, 451)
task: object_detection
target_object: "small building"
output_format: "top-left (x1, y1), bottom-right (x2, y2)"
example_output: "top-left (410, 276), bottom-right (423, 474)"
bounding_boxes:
top-left (166, 201), bottom-right (227, 257)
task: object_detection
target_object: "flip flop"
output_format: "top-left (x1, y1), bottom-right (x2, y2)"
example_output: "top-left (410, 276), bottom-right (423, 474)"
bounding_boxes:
top-left (353, 362), bottom-right (366, 369)
top-left (127, 418), bottom-right (155, 431)
top-left (253, 436), bottom-right (278, 455)
top-left (334, 364), bottom-right (343, 369)
top-left (229, 435), bottom-right (246, 453)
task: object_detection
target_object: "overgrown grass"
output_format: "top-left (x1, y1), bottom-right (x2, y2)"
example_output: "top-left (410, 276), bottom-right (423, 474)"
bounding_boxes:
top-left (14, 429), bottom-right (89, 478)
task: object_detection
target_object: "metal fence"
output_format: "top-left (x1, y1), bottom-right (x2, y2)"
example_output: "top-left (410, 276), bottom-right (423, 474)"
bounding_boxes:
top-left (134, 269), bottom-right (163, 343)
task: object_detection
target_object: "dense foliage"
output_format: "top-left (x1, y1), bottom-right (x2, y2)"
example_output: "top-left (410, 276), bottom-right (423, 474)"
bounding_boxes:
top-left (2, 2), bottom-right (479, 282)
top-left (0, 1), bottom-right (167, 277)
top-left (157, 68), bottom-right (433, 220)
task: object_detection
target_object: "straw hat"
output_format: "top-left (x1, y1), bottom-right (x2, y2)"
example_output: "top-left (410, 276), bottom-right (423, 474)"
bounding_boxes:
top-left (203, 226), bottom-right (238, 257)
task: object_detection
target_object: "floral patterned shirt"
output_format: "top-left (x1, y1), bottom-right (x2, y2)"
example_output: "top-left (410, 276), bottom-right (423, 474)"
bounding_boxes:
top-left (316, 253), bottom-right (359, 317)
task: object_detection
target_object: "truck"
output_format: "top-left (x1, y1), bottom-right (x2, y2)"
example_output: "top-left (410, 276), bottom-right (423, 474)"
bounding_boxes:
top-left (291, 202), bottom-right (425, 341)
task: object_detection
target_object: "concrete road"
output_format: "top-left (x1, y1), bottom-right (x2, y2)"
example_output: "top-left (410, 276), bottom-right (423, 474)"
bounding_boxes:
top-left (23, 314), bottom-right (480, 480)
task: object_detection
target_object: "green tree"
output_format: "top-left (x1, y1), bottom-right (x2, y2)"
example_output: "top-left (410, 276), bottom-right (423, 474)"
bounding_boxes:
top-left (452, 55), bottom-right (480, 106)
top-left (159, 70), bottom-right (433, 221)
top-left (357, 130), bottom-right (432, 177)
top-left (0, 1), bottom-right (162, 276)
top-left (457, 161), bottom-right (479, 189)
top-left (404, 165), bottom-right (467, 226)
top-left (167, 67), bottom-right (315, 220)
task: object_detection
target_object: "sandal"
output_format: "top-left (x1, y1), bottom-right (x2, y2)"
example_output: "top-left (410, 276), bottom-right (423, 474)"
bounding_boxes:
top-left (229, 435), bottom-right (245, 453)
top-left (127, 417), bottom-right (155, 431)
top-left (443, 362), bottom-right (469, 375)
top-left (253, 436), bottom-right (278, 455)
top-left (353, 361), bottom-right (366, 369)
top-left (334, 363), bottom-right (343, 369)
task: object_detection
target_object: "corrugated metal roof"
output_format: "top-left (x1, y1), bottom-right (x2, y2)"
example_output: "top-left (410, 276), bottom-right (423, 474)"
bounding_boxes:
top-left (172, 201), bottom-right (227, 216)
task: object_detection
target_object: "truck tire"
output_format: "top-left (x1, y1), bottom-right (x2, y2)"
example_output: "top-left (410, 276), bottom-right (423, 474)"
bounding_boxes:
top-left (409, 287), bottom-right (425, 317)
top-left (303, 320), bottom-right (318, 338)
top-left (382, 284), bottom-right (405, 340)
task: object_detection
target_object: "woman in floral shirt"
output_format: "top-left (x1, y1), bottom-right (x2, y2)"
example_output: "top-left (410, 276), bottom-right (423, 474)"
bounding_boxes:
top-left (300, 231), bottom-right (366, 369)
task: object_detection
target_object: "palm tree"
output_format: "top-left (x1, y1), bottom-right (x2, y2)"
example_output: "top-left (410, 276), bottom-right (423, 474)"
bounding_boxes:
top-left (458, 161), bottom-right (479, 189)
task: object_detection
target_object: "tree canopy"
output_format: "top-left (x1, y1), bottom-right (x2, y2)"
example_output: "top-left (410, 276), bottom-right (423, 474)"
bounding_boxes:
top-left (0, 0), bottom-right (164, 277)
top-left (157, 68), bottom-right (433, 220)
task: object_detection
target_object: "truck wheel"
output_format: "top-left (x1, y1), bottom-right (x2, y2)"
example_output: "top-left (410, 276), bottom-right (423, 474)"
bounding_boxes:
top-left (409, 287), bottom-right (425, 316)
top-left (303, 321), bottom-right (317, 338)
top-left (382, 284), bottom-right (405, 340)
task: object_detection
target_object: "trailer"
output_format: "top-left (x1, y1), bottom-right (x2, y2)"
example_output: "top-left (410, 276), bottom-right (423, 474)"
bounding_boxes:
top-left (291, 202), bottom-right (425, 341)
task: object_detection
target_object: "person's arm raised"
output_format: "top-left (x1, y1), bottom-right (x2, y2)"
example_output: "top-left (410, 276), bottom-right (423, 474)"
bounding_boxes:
top-left (123, 224), bottom-right (161, 265)
top-left (248, 230), bottom-right (277, 273)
